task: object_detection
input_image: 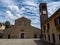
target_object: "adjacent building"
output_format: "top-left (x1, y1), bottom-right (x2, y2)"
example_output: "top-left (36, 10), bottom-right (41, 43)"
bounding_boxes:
top-left (3, 17), bottom-right (41, 39)
top-left (0, 23), bottom-right (5, 38)
top-left (39, 3), bottom-right (60, 45)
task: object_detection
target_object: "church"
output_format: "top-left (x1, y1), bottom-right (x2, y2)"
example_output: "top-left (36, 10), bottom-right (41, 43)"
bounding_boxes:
top-left (3, 17), bottom-right (41, 39)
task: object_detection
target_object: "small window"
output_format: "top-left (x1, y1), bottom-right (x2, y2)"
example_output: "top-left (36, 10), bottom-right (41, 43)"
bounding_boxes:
top-left (54, 16), bottom-right (60, 26)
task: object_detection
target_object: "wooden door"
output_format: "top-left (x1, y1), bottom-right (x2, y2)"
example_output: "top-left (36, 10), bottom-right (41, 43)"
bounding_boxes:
top-left (21, 33), bottom-right (24, 38)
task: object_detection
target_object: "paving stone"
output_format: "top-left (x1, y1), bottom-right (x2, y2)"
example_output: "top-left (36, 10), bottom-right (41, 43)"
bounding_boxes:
top-left (0, 39), bottom-right (56, 45)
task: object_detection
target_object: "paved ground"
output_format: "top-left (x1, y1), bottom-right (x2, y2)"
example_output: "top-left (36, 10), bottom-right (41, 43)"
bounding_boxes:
top-left (0, 39), bottom-right (55, 45)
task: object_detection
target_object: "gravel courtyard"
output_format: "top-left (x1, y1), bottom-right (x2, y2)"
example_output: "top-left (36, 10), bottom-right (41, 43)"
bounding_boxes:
top-left (0, 39), bottom-right (55, 45)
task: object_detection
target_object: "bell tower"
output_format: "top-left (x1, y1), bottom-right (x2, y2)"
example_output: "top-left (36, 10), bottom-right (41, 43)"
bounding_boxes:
top-left (39, 3), bottom-right (48, 24)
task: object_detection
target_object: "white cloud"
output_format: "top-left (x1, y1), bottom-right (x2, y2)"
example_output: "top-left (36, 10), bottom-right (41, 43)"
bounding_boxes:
top-left (8, 5), bottom-right (20, 13)
top-left (47, 1), bottom-right (60, 17)
top-left (6, 10), bottom-right (17, 20)
top-left (43, 0), bottom-right (52, 2)
top-left (0, 11), bottom-right (5, 16)
top-left (25, 1), bottom-right (36, 6)
top-left (0, 0), bottom-right (40, 28)
top-left (23, 0), bottom-right (39, 7)
top-left (0, 0), bottom-right (16, 6)
top-left (21, 7), bottom-right (25, 11)
top-left (21, 0), bottom-right (40, 28)
top-left (16, 14), bottom-right (22, 18)
top-left (0, 0), bottom-right (23, 21)
top-left (0, 17), bottom-right (3, 23)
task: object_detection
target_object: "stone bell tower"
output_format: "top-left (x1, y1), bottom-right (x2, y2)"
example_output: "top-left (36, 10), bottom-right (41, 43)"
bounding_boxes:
top-left (39, 3), bottom-right (48, 24)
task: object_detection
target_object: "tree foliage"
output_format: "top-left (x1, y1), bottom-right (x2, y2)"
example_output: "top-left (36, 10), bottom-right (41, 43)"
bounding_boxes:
top-left (4, 21), bottom-right (10, 28)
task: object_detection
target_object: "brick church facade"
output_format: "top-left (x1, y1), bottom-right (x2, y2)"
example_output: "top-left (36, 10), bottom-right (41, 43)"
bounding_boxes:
top-left (3, 17), bottom-right (40, 39)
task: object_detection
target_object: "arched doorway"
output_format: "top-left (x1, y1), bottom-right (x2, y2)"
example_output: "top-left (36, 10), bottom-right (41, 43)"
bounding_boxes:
top-left (34, 34), bottom-right (37, 38)
top-left (8, 34), bottom-right (10, 39)
top-left (21, 33), bottom-right (24, 38)
top-left (0, 33), bottom-right (3, 38)
top-left (52, 34), bottom-right (55, 42)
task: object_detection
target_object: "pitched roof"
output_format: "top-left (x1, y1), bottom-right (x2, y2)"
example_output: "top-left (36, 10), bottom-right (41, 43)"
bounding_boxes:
top-left (15, 16), bottom-right (31, 21)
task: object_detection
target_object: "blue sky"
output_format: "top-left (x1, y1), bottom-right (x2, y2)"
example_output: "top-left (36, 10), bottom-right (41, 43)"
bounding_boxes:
top-left (0, 0), bottom-right (60, 29)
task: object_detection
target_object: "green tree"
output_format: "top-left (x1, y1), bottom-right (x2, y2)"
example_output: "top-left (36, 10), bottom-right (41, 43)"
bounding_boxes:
top-left (4, 21), bottom-right (10, 28)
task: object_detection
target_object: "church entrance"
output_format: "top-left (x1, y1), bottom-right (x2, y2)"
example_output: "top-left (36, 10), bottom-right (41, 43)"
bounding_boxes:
top-left (34, 34), bottom-right (37, 38)
top-left (8, 34), bottom-right (10, 39)
top-left (21, 33), bottom-right (24, 38)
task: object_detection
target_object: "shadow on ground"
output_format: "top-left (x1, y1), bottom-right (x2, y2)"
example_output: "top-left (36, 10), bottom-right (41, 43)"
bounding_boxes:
top-left (34, 40), bottom-right (56, 45)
